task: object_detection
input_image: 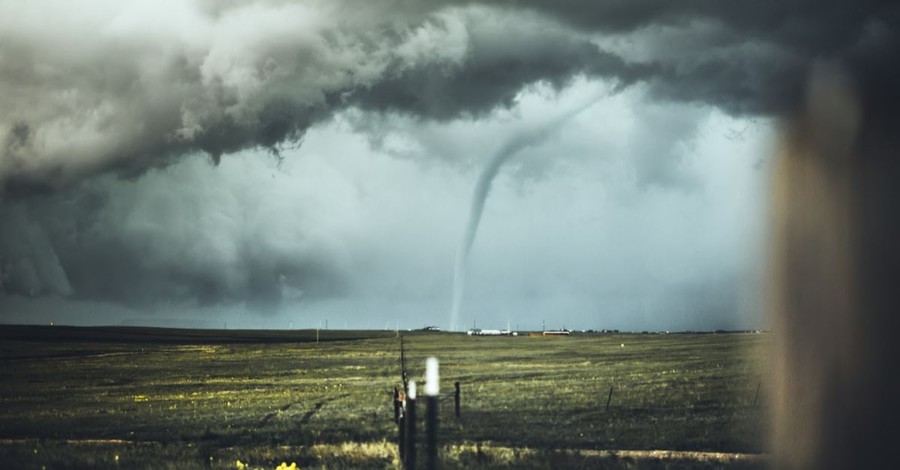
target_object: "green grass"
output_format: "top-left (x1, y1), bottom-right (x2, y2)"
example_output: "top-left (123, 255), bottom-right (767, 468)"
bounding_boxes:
top-left (0, 327), bottom-right (769, 469)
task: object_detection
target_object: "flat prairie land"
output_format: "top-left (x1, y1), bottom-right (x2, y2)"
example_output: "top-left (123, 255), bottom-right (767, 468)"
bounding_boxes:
top-left (0, 326), bottom-right (769, 469)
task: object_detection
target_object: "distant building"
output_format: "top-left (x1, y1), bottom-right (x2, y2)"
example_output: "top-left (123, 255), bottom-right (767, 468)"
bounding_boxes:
top-left (421, 326), bottom-right (441, 332)
top-left (467, 329), bottom-right (514, 336)
top-left (541, 330), bottom-right (570, 336)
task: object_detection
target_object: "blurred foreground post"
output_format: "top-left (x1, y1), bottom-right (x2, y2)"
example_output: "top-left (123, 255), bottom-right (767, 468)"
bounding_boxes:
top-left (425, 357), bottom-right (439, 470)
top-left (771, 61), bottom-right (900, 469)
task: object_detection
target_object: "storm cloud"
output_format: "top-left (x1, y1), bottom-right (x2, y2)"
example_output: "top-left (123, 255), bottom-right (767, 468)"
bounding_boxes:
top-left (1, 0), bottom-right (898, 328)
top-left (3, 0), bottom-right (896, 195)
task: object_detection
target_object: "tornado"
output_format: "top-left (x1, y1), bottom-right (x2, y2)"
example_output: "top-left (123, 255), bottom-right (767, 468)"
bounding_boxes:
top-left (449, 95), bottom-right (603, 331)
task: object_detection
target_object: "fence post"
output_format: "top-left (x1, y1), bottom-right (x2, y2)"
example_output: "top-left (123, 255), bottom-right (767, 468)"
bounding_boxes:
top-left (393, 385), bottom-right (401, 423)
top-left (454, 381), bottom-right (460, 419)
top-left (399, 401), bottom-right (406, 461)
top-left (397, 406), bottom-right (407, 462)
top-left (400, 335), bottom-right (408, 392)
top-left (398, 388), bottom-right (407, 461)
top-left (406, 381), bottom-right (417, 470)
top-left (606, 386), bottom-right (614, 411)
top-left (425, 357), bottom-right (440, 470)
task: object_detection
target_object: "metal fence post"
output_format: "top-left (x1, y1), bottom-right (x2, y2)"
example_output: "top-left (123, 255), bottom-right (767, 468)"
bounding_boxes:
top-left (406, 381), bottom-right (417, 470)
top-left (425, 357), bottom-right (439, 470)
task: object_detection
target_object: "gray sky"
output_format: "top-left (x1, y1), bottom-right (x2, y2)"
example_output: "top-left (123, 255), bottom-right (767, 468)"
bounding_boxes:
top-left (1, 1), bottom-right (896, 330)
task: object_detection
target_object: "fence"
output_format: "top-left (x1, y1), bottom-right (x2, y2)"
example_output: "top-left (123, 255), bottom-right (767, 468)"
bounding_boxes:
top-left (396, 336), bottom-right (456, 470)
top-left (395, 356), bottom-right (447, 470)
top-left (390, 335), bottom-right (764, 469)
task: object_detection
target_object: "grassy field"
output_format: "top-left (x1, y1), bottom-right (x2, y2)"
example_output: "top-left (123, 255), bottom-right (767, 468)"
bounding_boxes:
top-left (0, 326), bottom-right (769, 469)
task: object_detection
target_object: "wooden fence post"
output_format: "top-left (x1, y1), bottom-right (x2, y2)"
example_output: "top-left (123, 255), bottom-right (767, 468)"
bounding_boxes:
top-left (425, 357), bottom-right (439, 470)
top-left (454, 381), bottom-right (460, 419)
top-left (406, 381), bottom-right (417, 470)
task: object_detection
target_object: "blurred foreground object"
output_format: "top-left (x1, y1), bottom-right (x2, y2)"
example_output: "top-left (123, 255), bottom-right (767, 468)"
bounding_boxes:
top-left (770, 57), bottom-right (900, 469)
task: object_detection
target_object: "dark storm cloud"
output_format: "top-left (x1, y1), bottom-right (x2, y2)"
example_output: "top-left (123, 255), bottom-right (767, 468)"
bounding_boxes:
top-left (348, 8), bottom-right (659, 119)
top-left (513, 0), bottom-right (885, 51)
top-left (505, 0), bottom-right (898, 110)
top-left (1, 0), bottom-right (898, 311)
top-left (1, 1), bottom-right (896, 195)
top-left (0, 1), bottom-right (659, 197)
